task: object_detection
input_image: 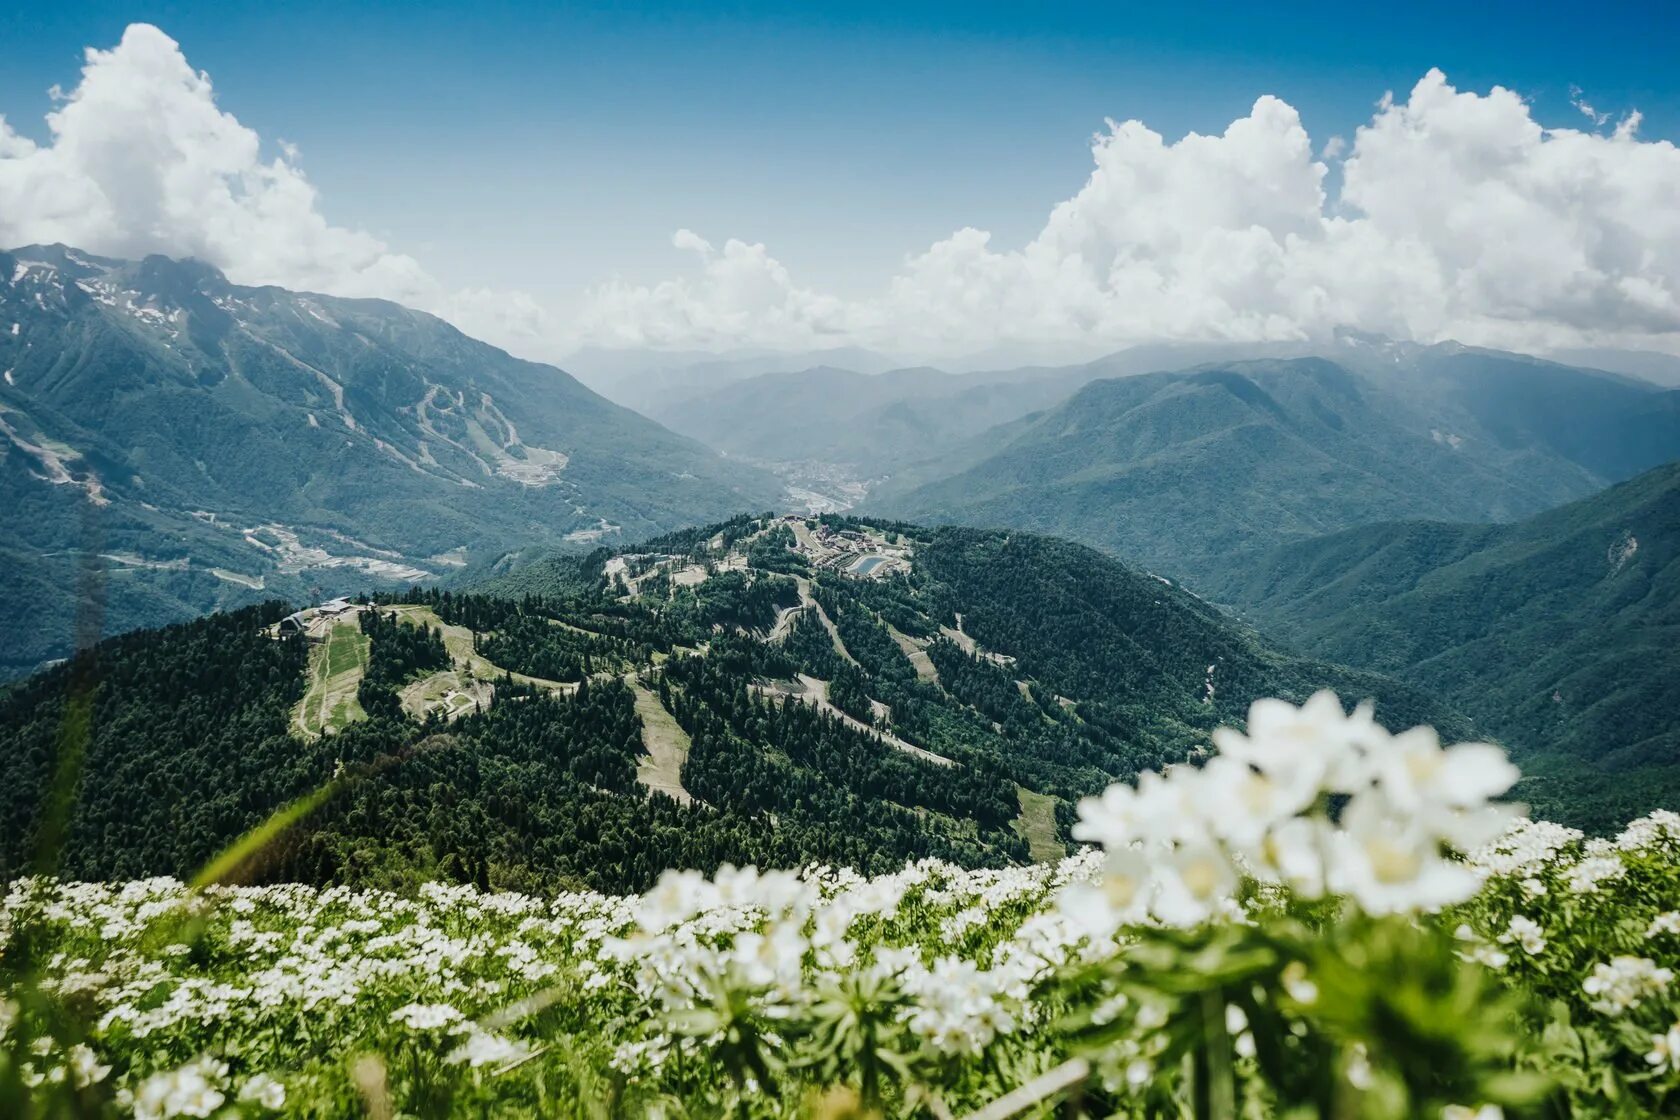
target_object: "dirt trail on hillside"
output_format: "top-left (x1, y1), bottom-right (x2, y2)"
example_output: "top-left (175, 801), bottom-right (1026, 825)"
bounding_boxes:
top-left (798, 578), bottom-right (858, 666)
top-left (293, 621), bottom-right (369, 738)
top-left (787, 674), bottom-right (953, 767)
top-left (768, 602), bottom-right (803, 644)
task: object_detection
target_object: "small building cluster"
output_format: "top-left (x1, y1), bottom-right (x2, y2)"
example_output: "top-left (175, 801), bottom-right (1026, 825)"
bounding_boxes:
top-left (277, 596), bottom-right (360, 638)
top-left (779, 515), bottom-right (912, 579)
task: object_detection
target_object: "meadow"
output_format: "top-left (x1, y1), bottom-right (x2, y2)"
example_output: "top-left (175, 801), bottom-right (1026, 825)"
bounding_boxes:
top-left (2, 693), bottom-right (1676, 1119)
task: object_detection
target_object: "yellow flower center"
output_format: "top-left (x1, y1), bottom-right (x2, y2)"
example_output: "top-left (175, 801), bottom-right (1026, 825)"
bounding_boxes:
top-left (1181, 856), bottom-right (1224, 899)
top-left (1366, 837), bottom-right (1423, 884)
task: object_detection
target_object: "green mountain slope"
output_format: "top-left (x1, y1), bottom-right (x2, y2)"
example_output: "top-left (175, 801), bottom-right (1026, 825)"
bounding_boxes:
top-left (0, 245), bottom-right (781, 677)
top-left (1202, 464), bottom-right (1680, 830)
top-left (0, 515), bottom-right (1459, 891)
top-left (870, 350), bottom-right (1680, 583)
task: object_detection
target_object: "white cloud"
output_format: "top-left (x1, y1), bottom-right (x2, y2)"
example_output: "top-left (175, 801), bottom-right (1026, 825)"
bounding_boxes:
top-left (1570, 84), bottom-right (1610, 127)
top-left (569, 229), bottom-right (853, 350)
top-left (0, 24), bottom-right (555, 358)
top-left (4, 29), bottom-right (1677, 362)
top-left (579, 70), bottom-right (1680, 358)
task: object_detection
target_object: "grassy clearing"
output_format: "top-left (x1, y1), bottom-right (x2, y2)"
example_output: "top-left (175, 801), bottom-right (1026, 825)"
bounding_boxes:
top-left (383, 604), bottom-right (576, 693)
top-left (630, 678), bottom-right (695, 804)
top-left (398, 669), bottom-right (490, 722)
top-left (1012, 785), bottom-right (1064, 862)
top-left (292, 620), bottom-right (369, 737)
top-left (886, 621), bottom-right (939, 684)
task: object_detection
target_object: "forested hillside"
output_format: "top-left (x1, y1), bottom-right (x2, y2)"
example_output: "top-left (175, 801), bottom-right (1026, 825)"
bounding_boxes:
top-left (0, 515), bottom-right (1461, 892)
top-left (0, 245), bottom-right (780, 679)
top-left (1204, 462), bottom-right (1680, 830)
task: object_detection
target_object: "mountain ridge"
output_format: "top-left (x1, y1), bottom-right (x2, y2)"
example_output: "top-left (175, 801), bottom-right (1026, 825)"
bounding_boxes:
top-left (868, 351), bottom-right (1680, 582)
top-left (1200, 462), bottom-right (1680, 830)
top-left (0, 243), bottom-right (782, 677)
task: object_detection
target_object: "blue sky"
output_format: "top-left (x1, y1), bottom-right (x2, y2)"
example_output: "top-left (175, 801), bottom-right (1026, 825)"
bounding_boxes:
top-left (5, 1), bottom-right (1674, 304)
top-left (3, 2), bottom-right (1678, 361)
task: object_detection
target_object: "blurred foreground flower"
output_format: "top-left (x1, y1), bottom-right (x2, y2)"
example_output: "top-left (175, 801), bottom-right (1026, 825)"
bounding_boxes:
top-left (1067, 691), bottom-right (1519, 929)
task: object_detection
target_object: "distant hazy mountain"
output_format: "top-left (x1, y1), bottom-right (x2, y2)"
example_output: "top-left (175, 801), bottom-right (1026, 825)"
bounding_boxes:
top-left (1202, 463), bottom-right (1680, 831)
top-left (646, 364), bottom-right (1097, 472)
top-left (642, 345), bottom-right (1319, 476)
top-left (567, 339), bottom-right (1307, 428)
top-left (1545, 347), bottom-right (1680, 388)
top-left (0, 245), bottom-right (780, 677)
top-left (562, 345), bottom-right (903, 413)
top-left (870, 345), bottom-right (1680, 583)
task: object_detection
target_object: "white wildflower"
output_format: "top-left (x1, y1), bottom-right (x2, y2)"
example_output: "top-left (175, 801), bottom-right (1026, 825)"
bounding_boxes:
top-left (1618, 810), bottom-right (1680, 851)
top-left (1582, 956), bottom-right (1673, 1014)
top-left (1498, 915), bottom-right (1547, 956)
top-left (66, 1043), bottom-right (111, 1087)
top-left (1565, 856), bottom-right (1627, 895)
top-left (1326, 794), bottom-right (1479, 915)
top-left (237, 1073), bottom-right (286, 1110)
top-left (389, 1002), bottom-right (467, 1031)
top-left (132, 1057), bottom-right (228, 1120)
top-left (1368, 727), bottom-right (1517, 814)
top-left (1467, 819), bottom-right (1581, 879)
top-left (446, 1029), bottom-right (533, 1068)
top-left (1646, 1022), bottom-right (1680, 1075)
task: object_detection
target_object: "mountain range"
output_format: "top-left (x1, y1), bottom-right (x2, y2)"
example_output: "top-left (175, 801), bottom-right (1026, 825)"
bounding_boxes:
top-left (0, 245), bottom-right (780, 677)
top-left (645, 364), bottom-right (1097, 474)
top-left (868, 343), bottom-right (1680, 582)
top-left (1203, 461), bottom-right (1680, 831)
top-left (2, 243), bottom-right (1677, 845)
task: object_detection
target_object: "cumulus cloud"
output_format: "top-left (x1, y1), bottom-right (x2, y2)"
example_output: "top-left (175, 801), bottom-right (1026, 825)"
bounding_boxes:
top-left (0, 24), bottom-right (555, 357)
top-left (580, 71), bottom-right (1680, 358)
top-left (572, 229), bottom-right (852, 349)
top-left (4, 28), bottom-right (1677, 361)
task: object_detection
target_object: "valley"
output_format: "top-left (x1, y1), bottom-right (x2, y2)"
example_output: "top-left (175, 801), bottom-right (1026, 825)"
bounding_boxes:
top-left (619, 338), bottom-right (1680, 586)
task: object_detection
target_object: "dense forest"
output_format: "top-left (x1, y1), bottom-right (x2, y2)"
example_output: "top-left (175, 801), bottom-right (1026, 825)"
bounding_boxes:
top-left (357, 608), bottom-right (449, 716)
top-left (0, 515), bottom-right (1487, 896)
top-left (0, 603), bottom-right (314, 880)
top-left (1202, 461), bottom-right (1680, 832)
